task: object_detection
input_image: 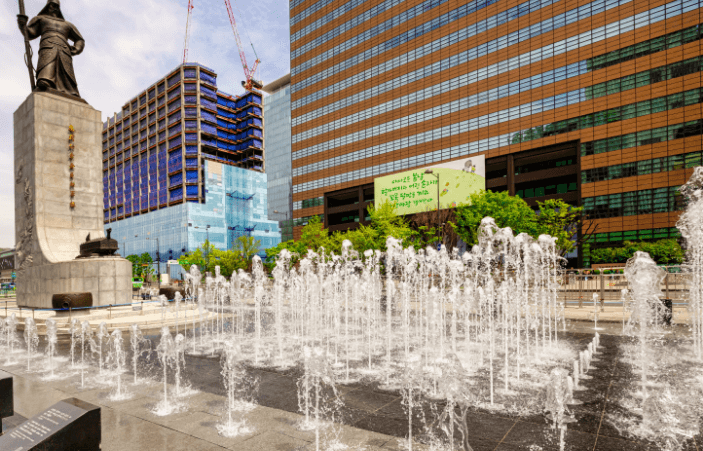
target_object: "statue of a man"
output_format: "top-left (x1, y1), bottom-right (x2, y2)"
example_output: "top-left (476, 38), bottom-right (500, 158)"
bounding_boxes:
top-left (17, 0), bottom-right (85, 99)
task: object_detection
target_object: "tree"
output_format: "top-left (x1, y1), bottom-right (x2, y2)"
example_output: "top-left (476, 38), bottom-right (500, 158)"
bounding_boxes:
top-left (126, 253), bottom-right (155, 279)
top-left (233, 235), bottom-right (261, 261)
top-left (298, 215), bottom-right (330, 252)
top-left (534, 199), bottom-right (584, 255)
top-left (125, 254), bottom-right (140, 277)
top-left (177, 247), bottom-right (205, 273)
top-left (232, 235), bottom-right (261, 271)
top-left (177, 240), bottom-right (214, 274)
top-left (408, 208), bottom-right (459, 250)
top-left (264, 202), bottom-right (418, 270)
top-left (213, 248), bottom-right (248, 277)
top-left (264, 215), bottom-right (330, 271)
top-left (451, 190), bottom-right (538, 246)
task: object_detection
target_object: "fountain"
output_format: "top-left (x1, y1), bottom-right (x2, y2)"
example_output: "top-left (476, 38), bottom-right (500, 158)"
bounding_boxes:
top-left (4, 314), bottom-right (18, 365)
top-left (129, 324), bottom-right (151, 384)
top-left (677, 166), bottom-right (703, 359)
top-left (94, 322), bottom-right (108, 375)
top-left (217, 341), bottom-right (258, 438)
top-left (543, 368), bottom-right (575, 451)
top-left (153, 326), bottom-right (185, 416)
top-left (69, 318), bottom-right (79, 368)
top-left (79, 321), bottom-right (93, 388)
top-left (23, 317), bottom-right (38, 371)
top-left (106, 329), bottom-right (129, 400)
top-left (44, 318), bottom-right (58, 378)
top-left (591, 293), bottom-right (602, 330)
top-left (624, 252), bottom-right (667, 388)
top-left (297, 346), bottom-right (343, 451)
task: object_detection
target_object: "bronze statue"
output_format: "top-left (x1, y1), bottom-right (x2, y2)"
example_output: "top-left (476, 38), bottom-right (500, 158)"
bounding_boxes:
top-left (17, 0), bottom-right (85, 99)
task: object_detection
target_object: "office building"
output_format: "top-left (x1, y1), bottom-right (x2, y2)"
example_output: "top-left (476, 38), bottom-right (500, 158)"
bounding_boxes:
top-left (103, 63), bottom-right (281, 277)
top-left (290, 0), bottom-right (703, 265)
top-left (0, 249), bottom-right (15, 284)
top-left (263, 74), bottom-right (294, 241)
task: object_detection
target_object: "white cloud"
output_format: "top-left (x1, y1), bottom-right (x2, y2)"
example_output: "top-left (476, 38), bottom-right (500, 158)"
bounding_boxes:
top-left (0, 0), bottom-right (290, 248)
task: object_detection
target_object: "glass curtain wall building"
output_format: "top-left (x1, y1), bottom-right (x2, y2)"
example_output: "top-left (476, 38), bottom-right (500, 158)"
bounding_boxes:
top-left (263, 74), bottom-right (294, 241)
top-left (103, 63), bottom-right (280, 276)
top-left (290, 0), bottom-right (703, 265)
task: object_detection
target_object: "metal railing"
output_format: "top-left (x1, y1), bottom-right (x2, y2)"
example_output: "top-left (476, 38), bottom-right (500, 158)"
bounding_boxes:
top-left (558, 266), bottom-right (687, 307)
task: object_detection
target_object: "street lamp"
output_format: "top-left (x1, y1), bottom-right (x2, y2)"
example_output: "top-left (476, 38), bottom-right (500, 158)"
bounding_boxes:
top-left (425, 169), bottom-right (441, 247)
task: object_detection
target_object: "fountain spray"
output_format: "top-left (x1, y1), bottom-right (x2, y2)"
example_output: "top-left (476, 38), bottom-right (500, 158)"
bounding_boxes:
top-left (23, 317), bottom-right (38, 371)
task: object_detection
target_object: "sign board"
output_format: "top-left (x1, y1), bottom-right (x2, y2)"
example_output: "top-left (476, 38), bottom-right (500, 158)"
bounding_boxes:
top-left (0, 398), bottom-right (100, 451)
top-left (374, 155), bottom-right (486, 216)
top-left (167, 260), bottom-right (179, 265)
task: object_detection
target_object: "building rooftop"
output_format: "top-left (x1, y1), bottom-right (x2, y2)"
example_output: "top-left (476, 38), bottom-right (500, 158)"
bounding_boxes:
top-left (262, 74), bottom-right (290, 94)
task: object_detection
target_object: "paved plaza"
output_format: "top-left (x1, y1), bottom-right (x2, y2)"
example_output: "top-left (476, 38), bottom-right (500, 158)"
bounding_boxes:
top-left (1, 317), bottom-right (700, 451)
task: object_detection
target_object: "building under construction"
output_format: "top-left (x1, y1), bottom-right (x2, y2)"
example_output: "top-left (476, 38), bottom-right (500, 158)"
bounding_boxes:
top-left (101, 63), bottom-right (280, 277)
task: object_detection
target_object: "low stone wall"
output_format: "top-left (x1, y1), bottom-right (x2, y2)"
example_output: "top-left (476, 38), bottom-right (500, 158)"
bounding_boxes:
top-left (16, 257), bottom-right (131, 309)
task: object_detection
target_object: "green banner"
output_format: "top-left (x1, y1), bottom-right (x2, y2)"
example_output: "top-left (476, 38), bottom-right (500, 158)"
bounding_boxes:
top-left (374, 156), bottom-right (486, 216)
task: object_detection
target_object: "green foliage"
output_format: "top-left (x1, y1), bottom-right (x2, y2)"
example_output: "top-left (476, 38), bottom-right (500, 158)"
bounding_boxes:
top-left (589, 239), bottom-right (683, 265)
top-left (451, 191), bottom-right (583, 255)
top-left (126, 253), bottom-right (155, 278)
top-left (232, 235), bottom-right (261, 261)
top-left (534, 199), bottom-right (583, 254)
top-left (264, 201), bottom-right (419, 269)
top-left (343, 201), bottom-right (417, 254)
top-left (231, 235), bottom-right (261, 271)
top-left (451, 190), bottom-right (538, 246)
top-left (178, 239), bottom-right (255, 278)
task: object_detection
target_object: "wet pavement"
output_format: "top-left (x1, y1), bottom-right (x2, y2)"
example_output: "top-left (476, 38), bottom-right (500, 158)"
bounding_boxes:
top-left (1, 325), bottom-right (701, 450)
top-left (175, 330), bottom-right (702, 450)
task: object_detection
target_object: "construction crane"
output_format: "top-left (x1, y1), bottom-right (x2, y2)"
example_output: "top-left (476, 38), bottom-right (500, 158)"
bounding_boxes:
top-left (224, 0), bottom-right (263, 91)
top-left (182, 0), bottom-right (194, 64)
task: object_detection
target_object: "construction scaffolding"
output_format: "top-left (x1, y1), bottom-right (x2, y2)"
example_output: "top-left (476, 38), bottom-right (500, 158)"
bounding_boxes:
top-left (201, 91), bottom-right (263, 171)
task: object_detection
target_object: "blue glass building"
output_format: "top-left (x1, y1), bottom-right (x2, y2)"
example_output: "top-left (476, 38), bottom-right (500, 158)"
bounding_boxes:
top-left (102, 63), bottom-right (281, 278)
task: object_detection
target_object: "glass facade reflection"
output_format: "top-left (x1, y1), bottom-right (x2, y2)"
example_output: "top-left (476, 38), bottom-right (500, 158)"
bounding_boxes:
top-left (107, 160), bottom-right (281, 280)
top-left (290, 0), bottom-right (703, 263)
top-left (263, 75), bottom-right (293, 241)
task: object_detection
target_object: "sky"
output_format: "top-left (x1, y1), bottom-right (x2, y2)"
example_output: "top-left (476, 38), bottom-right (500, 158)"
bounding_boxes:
top-left (0, 0), bottom-right (291, 248)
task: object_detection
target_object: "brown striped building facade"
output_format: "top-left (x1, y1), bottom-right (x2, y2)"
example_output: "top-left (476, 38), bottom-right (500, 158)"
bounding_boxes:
top-left (289, 0), bottom-right (702, 265)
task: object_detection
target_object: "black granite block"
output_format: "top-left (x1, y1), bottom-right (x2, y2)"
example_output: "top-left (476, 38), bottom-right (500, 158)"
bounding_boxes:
top-left (1, 412), bottom-right (27, 433)
top-left (0, 398), bottom-right (100, 451)
top-left (0, 370), bottom-right (12, 420)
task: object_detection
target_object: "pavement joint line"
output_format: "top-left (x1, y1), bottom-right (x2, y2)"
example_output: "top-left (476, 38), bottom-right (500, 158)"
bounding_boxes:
top-left (592, 377), bottom-right (614, 449)
top-left (494, 419), bottom-right (517, 450)
top-left (367, 395), bottom-right (401, 415)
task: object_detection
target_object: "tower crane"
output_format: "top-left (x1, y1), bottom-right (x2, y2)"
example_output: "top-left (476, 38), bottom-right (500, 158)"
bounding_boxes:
top-left (182, 0), bottom-right (194, 64)
top-left (224, 0), bottom-right (263, 91)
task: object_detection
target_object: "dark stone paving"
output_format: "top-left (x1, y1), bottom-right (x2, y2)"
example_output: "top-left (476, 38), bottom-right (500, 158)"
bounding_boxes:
top-left (149, 331), bottom-right (702, 450)
top-left (49, 330), bottom-right (701, 450)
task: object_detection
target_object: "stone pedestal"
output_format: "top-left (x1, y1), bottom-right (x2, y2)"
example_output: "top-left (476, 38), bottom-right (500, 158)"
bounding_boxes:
top-left (13, 92), bottom-right (132, 308)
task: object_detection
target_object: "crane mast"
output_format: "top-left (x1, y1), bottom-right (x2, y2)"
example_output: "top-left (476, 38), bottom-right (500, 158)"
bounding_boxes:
top-left (182, 0), bottom-right (194, 64)
top-left (224, 0), bottom-right (262, 91)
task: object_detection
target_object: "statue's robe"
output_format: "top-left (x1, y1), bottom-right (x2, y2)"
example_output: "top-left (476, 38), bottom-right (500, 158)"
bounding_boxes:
top-left (25, 14), bottom-right (84, 98)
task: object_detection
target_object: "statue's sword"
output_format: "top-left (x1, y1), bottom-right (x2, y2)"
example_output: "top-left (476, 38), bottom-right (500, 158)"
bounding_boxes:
top-left (18, 0), bottom-right (36, 90)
